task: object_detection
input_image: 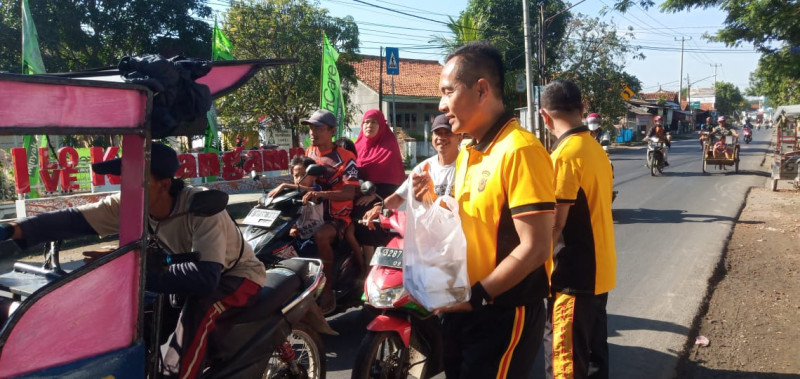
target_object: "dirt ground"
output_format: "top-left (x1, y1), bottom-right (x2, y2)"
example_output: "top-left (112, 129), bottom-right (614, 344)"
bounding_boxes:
top-left (680, 156), bottom-right (800, 377)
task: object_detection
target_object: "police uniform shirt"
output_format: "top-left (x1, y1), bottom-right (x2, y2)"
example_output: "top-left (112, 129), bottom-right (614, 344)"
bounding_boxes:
top-left (455, 113), bottom-right (556, 305)
top-left (550, 126), bottom-right (616, 295)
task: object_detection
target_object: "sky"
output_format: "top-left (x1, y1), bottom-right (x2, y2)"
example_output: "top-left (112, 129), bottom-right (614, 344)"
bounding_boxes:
top-left (208, 0), bottom-right (761, 95)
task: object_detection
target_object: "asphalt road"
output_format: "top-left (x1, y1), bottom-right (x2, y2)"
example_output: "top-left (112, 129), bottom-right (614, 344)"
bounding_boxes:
top-left (604, 128), bottom-right (771, 378)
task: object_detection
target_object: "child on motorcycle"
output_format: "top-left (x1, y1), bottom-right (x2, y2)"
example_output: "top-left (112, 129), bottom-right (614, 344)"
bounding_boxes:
top-left (268, 156), bottom-right (324, 254)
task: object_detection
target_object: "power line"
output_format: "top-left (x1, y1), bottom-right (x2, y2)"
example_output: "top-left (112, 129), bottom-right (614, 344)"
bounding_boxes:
top-left (350, 0), bottom-right (450, 26)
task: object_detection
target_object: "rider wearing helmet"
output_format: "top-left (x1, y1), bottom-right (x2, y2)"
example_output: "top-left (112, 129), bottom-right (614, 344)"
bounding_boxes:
top-left (710, 115), bottom-right (739, 160)
top-left (587, 113), bottom-right (603, 142)
top-left (647, 115), bottom-right (671, 166)
top-left (587, 112), bottom-right (612, 151)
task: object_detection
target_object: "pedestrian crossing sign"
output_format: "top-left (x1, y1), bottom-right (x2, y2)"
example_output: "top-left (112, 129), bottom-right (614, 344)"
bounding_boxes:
top-left (386, 47), bottom-right (399, 75)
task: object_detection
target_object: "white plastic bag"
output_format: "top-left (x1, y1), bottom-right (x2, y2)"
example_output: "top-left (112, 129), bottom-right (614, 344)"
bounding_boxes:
top-left (403, 186), bottom-right (470, 311)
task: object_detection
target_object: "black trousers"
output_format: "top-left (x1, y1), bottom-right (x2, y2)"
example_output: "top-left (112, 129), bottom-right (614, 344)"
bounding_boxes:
top-left (543, 292), bottom-right (609, 379)
top-left (442, 302), bottom-right (545, 379)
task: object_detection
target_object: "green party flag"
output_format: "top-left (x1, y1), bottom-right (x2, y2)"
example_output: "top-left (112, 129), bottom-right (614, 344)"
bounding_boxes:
top-left (204, 20), bottom-right (233, 181)
top-left (21, 0), bottom-right (46, 75)
top-left (320, 32), bottom-right (346, 139)
top-left (22, 0), bottom-right (47, 198)
top-left (212, 21), bottom-right (233, 62)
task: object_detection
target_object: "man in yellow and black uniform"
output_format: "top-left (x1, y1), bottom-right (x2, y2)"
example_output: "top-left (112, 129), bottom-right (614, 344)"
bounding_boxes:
top-left (540, 80), bottom-right (617, 379)
top-left (431, 41), bottom-right (556, 379)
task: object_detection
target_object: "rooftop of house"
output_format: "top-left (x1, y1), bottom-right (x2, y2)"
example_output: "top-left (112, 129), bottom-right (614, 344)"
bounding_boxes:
top-left (351, 55), bottom-right (443, 98)
top-left (639, 90), bottom-right (679, 102)
top-left (680, 100), bottom-right (717, 111)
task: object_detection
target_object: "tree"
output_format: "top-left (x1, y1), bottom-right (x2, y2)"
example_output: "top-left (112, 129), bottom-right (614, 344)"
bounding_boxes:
top-left (714, 81), bottom-right (744, 117)
top-left (555, 14), bottom-right (643, 131)
top-left (0, 0), bottom-right (212, 73)
top-left (660, 0), bottom-right (800, 106)
top-left (448, 0), bottom-right (570, 108)
top-left (747, 48), bottom-right (800, 106)
top-left (216, 0), bottom-right (359, 147)
top-left (429, 14), bottom-right (485, 54)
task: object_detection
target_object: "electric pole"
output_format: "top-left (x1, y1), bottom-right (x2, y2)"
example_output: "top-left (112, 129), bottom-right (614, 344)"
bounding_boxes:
top-left (710, 63), bottom-right (721, 88)
top-left (675, 36), bottom-right (691, 105)
top-left (522, 0), bottom-right (534, 136)
top-left (710, 63), bottom-right (721, 109)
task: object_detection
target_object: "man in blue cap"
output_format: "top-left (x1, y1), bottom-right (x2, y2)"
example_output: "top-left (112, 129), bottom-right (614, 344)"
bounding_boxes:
top-left (1, 142), bottom-right (266, 378)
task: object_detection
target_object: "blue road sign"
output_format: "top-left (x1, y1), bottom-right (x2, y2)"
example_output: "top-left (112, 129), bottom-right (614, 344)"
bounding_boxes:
top-left (386, 47), bottom-right (399, 75)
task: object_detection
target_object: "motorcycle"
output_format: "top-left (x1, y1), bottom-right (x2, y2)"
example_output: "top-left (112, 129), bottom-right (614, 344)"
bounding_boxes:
top-left (350, 181), bottom-right (444, 379)
top-left (743, 127), bottom-right (752, 144)
top-left (645, 136), bottom-right (667, 176)
top-left (0, 190), bottom-right (332, 378)
top-left (599, 138), bottom-right (619, 202)
top-left (242, 165), bottom-right (364, 316)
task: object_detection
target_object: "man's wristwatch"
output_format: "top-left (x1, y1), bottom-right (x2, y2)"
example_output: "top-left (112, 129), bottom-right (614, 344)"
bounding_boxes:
top-left (469, 281), bottom-right (493, 310)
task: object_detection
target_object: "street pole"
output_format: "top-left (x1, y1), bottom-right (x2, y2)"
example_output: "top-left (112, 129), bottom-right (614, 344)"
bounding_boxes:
top-left (686, 73), bottom-right (692, 131)
top-left (675, 36), bottom-right (691, 105)
top-left (710, 63), bottom-right (721, 110)
top-left (378, 47), bottom-right (383, 115)
top-left (522, 0), bottom-right (535, 136)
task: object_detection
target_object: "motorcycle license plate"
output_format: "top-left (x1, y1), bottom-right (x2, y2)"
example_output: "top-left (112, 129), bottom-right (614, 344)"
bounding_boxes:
top-left (242, 208), bottom-right (281, 228)
top-left (371, 247), bottom-right (403, 268)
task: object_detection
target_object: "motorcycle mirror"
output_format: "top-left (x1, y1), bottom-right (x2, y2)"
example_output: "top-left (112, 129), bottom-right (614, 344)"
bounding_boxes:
top-left (250, 170), bottom-right (261, 181)
top-left (306, 164), bottom-right (325, 177)
top-left (360, 181), bottom-right (377, 196)
top-left (186, 190), bottom-right (229, 217)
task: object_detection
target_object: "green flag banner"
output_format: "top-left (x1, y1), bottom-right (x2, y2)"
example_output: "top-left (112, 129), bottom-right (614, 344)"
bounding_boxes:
top-left (212, 21), bottom-right (233, 62)
top-left (320, 32), bottom-right (346, 139)
top-left (22, 0), bottom-right (47, 198)
top-left (204, 21), bottom-right (233, 182)
top-left (21, 0), bottom-right (46, 75)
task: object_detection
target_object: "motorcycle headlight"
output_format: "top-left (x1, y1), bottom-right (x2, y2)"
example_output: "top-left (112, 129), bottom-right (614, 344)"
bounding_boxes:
top-left (366, 281), bottom-right (406, 308)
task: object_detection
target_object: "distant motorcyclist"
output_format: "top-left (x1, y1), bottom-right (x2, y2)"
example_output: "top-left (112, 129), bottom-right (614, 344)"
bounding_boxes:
top-left (710, 116), bottom-right (739, 159)
top-left (743, 117), bottom-right (754, 132)
top-left (647, 116), bottom-right (671, 166)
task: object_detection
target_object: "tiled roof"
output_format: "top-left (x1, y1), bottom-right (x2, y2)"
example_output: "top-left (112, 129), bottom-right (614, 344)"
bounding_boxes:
top-left (351, 55), bottom-right (442, 98)
top-left (639, 90), bottom-right (678, 102)
top-left (700, 102), bottom-right (715, 111)
top-left (679, 100), bottom-right (716, 111)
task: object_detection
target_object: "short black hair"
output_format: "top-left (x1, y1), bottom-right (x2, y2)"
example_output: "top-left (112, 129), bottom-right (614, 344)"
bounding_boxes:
top-left (335, 137), bottom-right (357, 157)
top-left (290, 155), bottom-right (316, 169)
top-left (541, 79), bottom-right (583, 114)
top-left (445, 41), bottom-right (505, 98)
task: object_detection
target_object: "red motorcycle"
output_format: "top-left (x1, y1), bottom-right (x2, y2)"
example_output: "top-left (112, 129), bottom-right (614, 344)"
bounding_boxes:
top-left (350, 182), bottom-right (443, 379)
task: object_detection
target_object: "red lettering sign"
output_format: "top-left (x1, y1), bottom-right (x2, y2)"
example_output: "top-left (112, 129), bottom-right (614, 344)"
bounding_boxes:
top-left (60, 168), bottom-right (79, 191)
top-left (39, 168), bottom-right (61, 192)
top-left (289, 147), bottom-right (305, 161)
top-left (221, 150), bottom-right (244, 180)
top-left (38, 148), bottom-right (58, 170)
top-left (197, 153), bottom-right (220, 177)
top-left (12, 148), bottom-right (30, 194)
top-left (243, 150), bottom-right (263, 173)
top-left (177, 153), bottom-right (198, 179)
top-left (58, 147), bottom-right (79, 168)
top-left (91, 146), bottom-right (121, 185)
top-left (277, 149), bottom-right (289, 170)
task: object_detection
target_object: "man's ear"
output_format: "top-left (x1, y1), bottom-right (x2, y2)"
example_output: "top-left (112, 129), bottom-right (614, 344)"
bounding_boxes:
top-left (475, 78), bottom-right (491, 100)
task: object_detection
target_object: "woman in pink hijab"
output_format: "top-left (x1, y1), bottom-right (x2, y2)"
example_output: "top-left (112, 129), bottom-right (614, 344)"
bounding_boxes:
top-left (353, 109), bottom-right (406, 264)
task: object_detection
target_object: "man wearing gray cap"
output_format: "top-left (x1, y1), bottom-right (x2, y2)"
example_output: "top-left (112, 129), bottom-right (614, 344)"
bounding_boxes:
top-left (0, 142), bottom-right (266, 377)
top-left (300, 109), bottom-right (359, 314)
top-left (363, 113), bottom-right (462, 225)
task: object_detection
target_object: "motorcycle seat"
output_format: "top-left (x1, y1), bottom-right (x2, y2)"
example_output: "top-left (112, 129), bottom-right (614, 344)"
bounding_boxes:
top-left (217, 259), bottom-right (309, 324)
